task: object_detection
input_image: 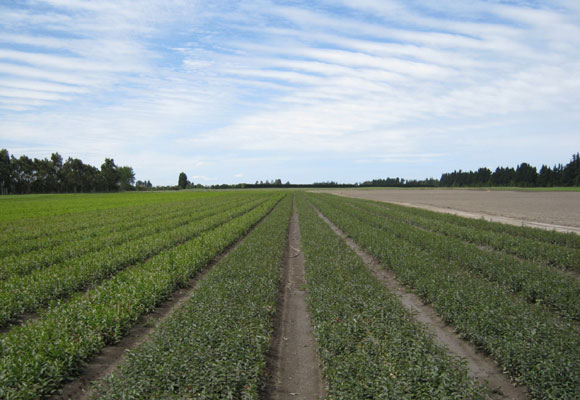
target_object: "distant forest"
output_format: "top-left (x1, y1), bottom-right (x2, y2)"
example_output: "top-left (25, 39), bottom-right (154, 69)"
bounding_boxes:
top-left (1, 148), bottom-right (579, 195)
top-left (0, 149), bottom-right (142, 195)
top-left (439, 153), bottom-right (580, 188)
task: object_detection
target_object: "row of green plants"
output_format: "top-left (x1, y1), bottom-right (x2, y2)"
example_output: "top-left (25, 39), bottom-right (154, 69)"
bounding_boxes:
top-left (0, 194), bottom-right (246, 279)
top-left (0, 196), bottom-right (269, 329)
top-left (0, 190), bottom-right (222, 222)
top-left (325, 195), bottom-right (580, 323)
top-left (0, 195), bottom-right (282, 400)
top-left (296, 195), bottom-right (486, 399)
top-left (0, 192), bottom-right (227, 255)
top-left (0, 198), bottom-right (200, 258)
top-left (347, 197), bottom-right (580, 271)
top-left (309, 193), bottom-right (580, 399)
top-left (92, 195), bottom-right (292, 399)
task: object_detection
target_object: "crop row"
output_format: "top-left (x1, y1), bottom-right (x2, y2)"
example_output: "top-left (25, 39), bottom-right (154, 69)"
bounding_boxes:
top-left (0, 194), bottom-right (247, 279)
top-left (344, 196), bottom-right (580, 271)
top-left (0, 197), bottom-right (201, 258)
top-left (0, 196), bottom-right (269, 329)
top-left (0, 192), bottom-right (229, 256)
top-left (92, 195), bottom-right (292, 399)
top-left (318, 194), bottom-right (580, 323)
top-left (295, 195), bottom-right (485, 399)
top-left (309, 193), bottom-right (580, 399)
top-left (0, 191), bottom-right (222, 223)
top-left (0, 194), bottom-right (283, 400)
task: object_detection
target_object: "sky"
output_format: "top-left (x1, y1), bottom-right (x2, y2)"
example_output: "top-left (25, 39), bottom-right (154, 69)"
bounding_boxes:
top-left (1, 0), bottom-right (579, 186)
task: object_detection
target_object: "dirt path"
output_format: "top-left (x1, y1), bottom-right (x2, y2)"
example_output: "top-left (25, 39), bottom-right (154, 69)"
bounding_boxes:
top-left (314, 207), bottom-right (530, 400)
top-left (50, 208), bottom-right (278, 400)
top-left (324, 189), bottom-right (580, 235)
top-left (267, 201), bottom-right (326, 400)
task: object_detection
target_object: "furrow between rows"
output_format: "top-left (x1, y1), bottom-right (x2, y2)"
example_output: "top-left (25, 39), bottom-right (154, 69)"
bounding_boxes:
top-left (51, 196), bottom-right (284, 400)
top-left (0, 196), bottom-right (281, 399)
top-left (313, 205), bottom-right (529, 400)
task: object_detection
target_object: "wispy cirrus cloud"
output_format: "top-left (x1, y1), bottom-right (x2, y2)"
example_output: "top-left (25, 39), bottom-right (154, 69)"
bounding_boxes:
top-left (1, 0), bottom-right (579, 184)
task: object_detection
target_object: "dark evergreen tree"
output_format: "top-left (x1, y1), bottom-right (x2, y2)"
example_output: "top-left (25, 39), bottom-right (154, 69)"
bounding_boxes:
top-left (491, 167), bottom-right (516, 186)
top-left (537, 165), bottom-right (553, 187)
top-left (515, 163), bottom-right (537, 187)
top-left (563, 153), bottom-right (580, 186)
top-left (178, 172), bottom-right (189, 189)
top-left (0, 149), bottom-right (11, 195)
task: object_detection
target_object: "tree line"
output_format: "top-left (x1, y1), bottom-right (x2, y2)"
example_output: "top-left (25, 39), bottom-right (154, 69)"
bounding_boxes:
top-left (440, 153), bottom-right (580, 188)
top-left (3, 148), bottom-right (578, 195)
top-left (0, 149), bottom-right (136, 195)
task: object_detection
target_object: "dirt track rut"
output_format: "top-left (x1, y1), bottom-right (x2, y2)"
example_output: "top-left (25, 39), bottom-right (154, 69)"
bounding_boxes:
top-left (267, 201), bottom-right (326, 400)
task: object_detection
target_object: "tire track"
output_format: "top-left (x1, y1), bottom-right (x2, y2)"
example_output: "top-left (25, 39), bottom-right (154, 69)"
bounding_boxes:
top-left (266, 200), bottom-right (326, 400)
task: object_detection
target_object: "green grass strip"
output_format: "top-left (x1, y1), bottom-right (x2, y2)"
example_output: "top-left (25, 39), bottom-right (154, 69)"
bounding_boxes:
top-left (296, 194), bottom-right (485, 399)
top-left (92, 195), bottom-right (292, 399)
top-left (309, 193), bottom-right (580, 399)
top-left (0, 195), bottom-right (281, 400)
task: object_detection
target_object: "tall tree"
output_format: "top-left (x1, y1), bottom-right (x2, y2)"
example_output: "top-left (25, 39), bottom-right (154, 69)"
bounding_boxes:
top-left (0, 149), bottom-right (11, 195)
top-left (537, 165), bottom-right (554, 187)
top-left (178, 172), bottom-right (189, 189)
top-left (563, 153), bottom-right (580, 186)
top-left (50, 153), bottom-right (63, 192)
top-left (63, 157), bottom-right (86, 193)
top-left (118, 166), bottom-right (135, 191)
top-left (12, 155), bottom-right (34, 194)
top-left (101, 158), bottom-right (120, 192)
top-left (515, 163), bottom-right (537, 187)
top-left (475, 167), bottom-right (492, 186)
top-left (491, 167), bottom-right (516, 186)
top-left (31, 157), bottom-right (53, 193)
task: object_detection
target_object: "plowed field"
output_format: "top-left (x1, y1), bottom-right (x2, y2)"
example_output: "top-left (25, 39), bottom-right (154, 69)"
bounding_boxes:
top-left (324, 188), bottom-right (580, 233)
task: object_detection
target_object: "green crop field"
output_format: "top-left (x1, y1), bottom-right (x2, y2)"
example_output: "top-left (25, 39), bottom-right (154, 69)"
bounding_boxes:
top-left (0, 190), bottom-right (578, 399)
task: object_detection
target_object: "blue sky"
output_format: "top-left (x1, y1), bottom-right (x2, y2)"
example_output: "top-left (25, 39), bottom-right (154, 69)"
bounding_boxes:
top-left (1, 0), bottom-right (579, 185)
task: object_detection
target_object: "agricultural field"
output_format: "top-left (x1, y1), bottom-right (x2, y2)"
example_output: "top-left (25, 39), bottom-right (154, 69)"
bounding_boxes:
top-left (0, 190), bottom-right (578, 399)
top-left (324, 188), bottom-right (580, 233)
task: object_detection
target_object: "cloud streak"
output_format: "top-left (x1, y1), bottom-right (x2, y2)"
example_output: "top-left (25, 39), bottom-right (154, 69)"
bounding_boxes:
top-left (1, 0), bottom-right (579, 184)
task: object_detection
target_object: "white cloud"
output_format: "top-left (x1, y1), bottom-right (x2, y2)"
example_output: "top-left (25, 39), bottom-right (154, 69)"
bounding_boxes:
top-left (1, 0), bottom-right (579, 184)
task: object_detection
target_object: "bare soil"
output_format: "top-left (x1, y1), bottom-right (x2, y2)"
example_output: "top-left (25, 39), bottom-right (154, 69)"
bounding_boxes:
top-left (315, 207), bottom-right (530, 400)
top-left (266, 202), bottom-right (326, 400)
top-left (324, 189), bottom-right (580, 234)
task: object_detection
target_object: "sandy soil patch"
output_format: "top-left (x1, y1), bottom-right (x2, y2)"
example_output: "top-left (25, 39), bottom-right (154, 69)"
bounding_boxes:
top-left (324, 189), bottom-right (580, 234)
